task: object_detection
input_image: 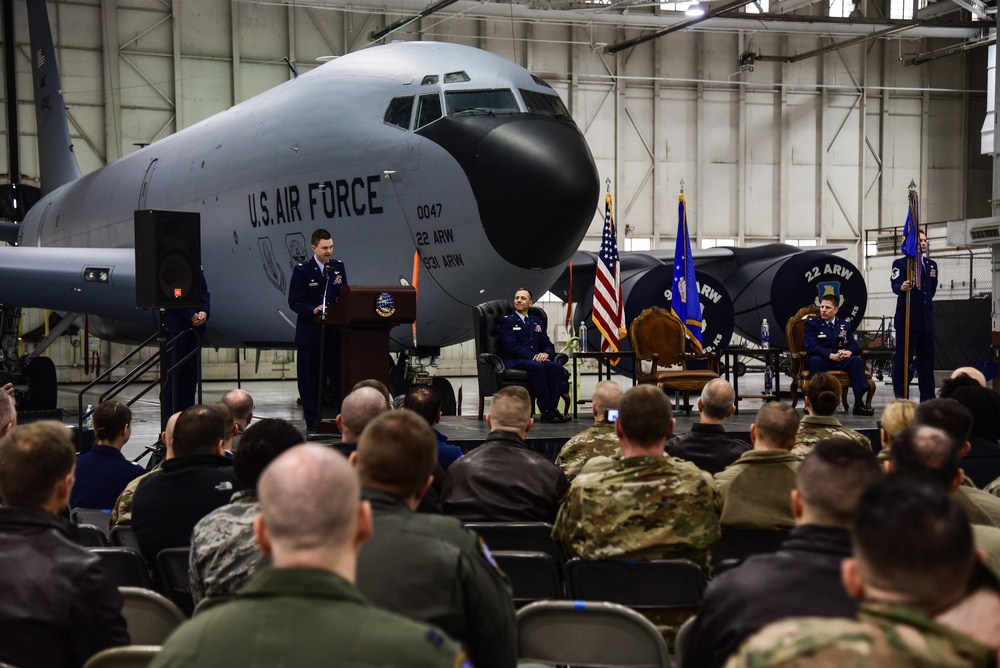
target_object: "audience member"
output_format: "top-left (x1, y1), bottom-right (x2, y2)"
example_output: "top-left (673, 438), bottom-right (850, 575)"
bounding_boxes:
top-left (220, 388), bottom-right (254, 449)
top-left (353, 410), bottom-right (517, 668)
top-left (887, 424), bottom-right (1000, 573)
top-left (0, 388), bottom-right (15, 437)
top-left (70, 401), bottom-right (145, 509)
top-left (0, 421), bottom-right (129, 666)
top-left (876, 398), bottom-right (917, 461)
top-left (555, 380), bottom-right (623, 483)
top-left (950, 366), bottom-right (988, 387)
top-left (110, 412), bottom-right (178, 527)
top-left (210, 401), bottom-right (237, 457)
top-left (352, 378), bottom-right (393, 409)
top-left (132, 405), bottom-right (244, 565)
top-left (189, 418), bottom-right (304, 603)
top-left (727, 476), bottom-right (992, 667)
top-left (553, 384), bottom-right (720, 569)
top-left (792, 371), bottom-right (871, 457)
top-left (713, 402), bottom-right (800, 530)
top-left (333, 386), bottom-right (390, 458)
top-left (665, 378), bottom-right (751, 474)
top-left (442, 385), bottom-right (568, 522)
top-left (404, 384), bottom-right (463, 470)
top-left (943, 384), bottom-right (1000, 489)
top-left (151, 445), bottom-right (466, 667)
top-left (914, 398), bottom-right (1000, 528)
top-left (685, 438), bottom-right (882, 668)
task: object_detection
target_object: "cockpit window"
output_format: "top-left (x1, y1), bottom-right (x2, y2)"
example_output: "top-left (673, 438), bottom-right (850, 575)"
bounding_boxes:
top-left (444, 89), bottom-right (519, 116)
top-left (520, 90), bottom-right (571, 119)
top-left (415, 93), bottom-right (443, 129)
top-left (531, 74), bottom-right (554, 89)
top-left (384, 96), bottom-right (414, 129)
top-left (421, 75), bottom-right (439, 85)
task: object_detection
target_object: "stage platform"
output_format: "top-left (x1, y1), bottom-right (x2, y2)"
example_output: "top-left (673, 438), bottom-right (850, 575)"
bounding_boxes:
top-left (47, 375), bottom-right (892, 464)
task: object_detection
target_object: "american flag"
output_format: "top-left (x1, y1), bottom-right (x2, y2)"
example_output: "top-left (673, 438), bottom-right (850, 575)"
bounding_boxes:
top-left (592, 192), bottom-right (625, 365)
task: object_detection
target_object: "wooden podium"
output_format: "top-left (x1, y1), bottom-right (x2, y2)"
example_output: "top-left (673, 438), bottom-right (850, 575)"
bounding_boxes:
top-left (320, 284), bottom-right (416, 401)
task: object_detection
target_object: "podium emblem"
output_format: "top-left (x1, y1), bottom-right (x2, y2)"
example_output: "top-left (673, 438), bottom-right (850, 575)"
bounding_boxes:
top-left (375, 292), bottom-right (396, 318)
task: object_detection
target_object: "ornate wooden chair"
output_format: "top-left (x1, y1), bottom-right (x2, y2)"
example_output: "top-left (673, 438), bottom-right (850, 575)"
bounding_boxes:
top-left (785, 304), bottom-right (875, 411)
top-left (628, 306), bottom-right (719, 413)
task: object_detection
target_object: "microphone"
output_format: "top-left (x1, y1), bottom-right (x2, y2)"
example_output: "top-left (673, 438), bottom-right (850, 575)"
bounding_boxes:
top-left (324, 261), bottom-right (331, 278)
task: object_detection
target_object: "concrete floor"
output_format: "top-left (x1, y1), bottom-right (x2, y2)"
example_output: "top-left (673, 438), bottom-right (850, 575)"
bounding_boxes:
top-left (53, 368), bottom-right (898, 464)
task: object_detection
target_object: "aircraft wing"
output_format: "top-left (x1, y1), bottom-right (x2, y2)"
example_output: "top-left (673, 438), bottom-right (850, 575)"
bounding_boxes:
top-left (0, 247), bottom-right (140, 320)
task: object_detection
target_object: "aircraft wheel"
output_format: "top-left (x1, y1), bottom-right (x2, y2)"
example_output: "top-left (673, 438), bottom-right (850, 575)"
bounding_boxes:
top-left (432, 376), bottom-right (457, 416)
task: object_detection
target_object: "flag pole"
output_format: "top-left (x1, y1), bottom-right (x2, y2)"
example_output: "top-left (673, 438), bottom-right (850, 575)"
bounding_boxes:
top-left (902, 180), bottom-right (917, 400)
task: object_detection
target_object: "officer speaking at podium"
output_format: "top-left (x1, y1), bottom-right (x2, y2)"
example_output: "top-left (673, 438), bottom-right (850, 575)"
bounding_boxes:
top-left (288, 229), bottom-right (347, 429)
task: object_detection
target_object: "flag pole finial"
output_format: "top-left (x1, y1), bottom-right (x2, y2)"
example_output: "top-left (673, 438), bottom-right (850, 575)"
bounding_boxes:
top-left (606, 177), bottom-right (611, 193)
top-left (680, 178), bottom-right (685, 194)
top-left (908, 179), bottom-right (917, 192)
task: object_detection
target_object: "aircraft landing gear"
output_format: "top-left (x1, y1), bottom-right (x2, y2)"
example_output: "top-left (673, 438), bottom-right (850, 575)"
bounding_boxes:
top-left (392, 349), bottom-right (458, 416)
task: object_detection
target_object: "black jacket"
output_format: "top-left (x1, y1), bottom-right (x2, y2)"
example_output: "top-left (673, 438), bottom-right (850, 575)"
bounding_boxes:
top-left (441, 431), bottom-right (568, 522)
top-left (132, 454), bottom-right (244, 565)
top-left (665, 424), bottom-right (752, 475)
top-left (683, 524), bottom-right (857, 668)
top-left (0, 507), bottom-right (130, 667)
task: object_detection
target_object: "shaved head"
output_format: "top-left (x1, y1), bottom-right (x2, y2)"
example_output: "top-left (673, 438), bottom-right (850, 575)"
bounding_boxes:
top-left (339, 387), bottom-right (390, 441)
top-left (258, 445), bottom-right (359, 554)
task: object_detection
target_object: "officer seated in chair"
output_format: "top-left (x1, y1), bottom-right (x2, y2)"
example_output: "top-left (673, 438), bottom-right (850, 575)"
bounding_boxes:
top-left (804, 294), bottom-right (874, 416)
top-left (498, 288), bottom-right (568, 423)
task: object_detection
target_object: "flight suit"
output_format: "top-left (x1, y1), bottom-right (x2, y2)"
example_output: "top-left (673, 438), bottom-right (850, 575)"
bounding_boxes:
top-left (355, 488), bottom-right (517, 668)
top-left (891, 255), bottom-right (938, 400)
top-left (151, 566), bottom-right (468, 668)
top-left (288, 257), bottom-right (346, 426)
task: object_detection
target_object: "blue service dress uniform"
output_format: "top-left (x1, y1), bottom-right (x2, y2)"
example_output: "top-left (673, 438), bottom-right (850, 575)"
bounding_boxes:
top-left (498, 312), bottom-right (563, 414)
top-left (803, 316), bottom-right (869, 405)
top-left (891, 256), bottom-right (937, 400)
top-left (161, 271), bottom-right (210, 415)
top-left (288, 257), bottom-right (346, 426)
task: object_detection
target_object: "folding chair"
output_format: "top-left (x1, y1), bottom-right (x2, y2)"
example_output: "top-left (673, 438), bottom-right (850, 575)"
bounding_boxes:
top-left (156, 547), bottom-right (194, 617)
top-left (117, 587), bottom-right (186, 645)
top-left (90, 547), bottom-right (154, 590)
top-left (110, 525), bottom-right (142, 552)
top-left (76, 524), bottom-right (110, 548)
top-left (463, 522), bottom-right (561, 561)
top-left (517, 600), bottom-right (671, 667)
top-left (72, 507), bottom-right (112, 534)
top-left (491, 551), bottom-right (563, 607)
top-left (564, 558), bottom-right (706, 610)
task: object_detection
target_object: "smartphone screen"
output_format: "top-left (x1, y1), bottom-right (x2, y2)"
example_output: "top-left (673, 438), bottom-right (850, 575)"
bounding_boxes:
top-left (606, 409), bottom-right (619, 422)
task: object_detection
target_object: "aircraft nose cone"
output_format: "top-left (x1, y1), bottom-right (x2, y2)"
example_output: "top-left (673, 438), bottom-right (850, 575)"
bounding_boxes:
top-left (418, 115), bottom-right (599, 269)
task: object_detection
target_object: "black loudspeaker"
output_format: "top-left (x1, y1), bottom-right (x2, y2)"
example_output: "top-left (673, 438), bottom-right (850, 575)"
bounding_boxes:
top-left (134, 210), bottom-right (202, 309)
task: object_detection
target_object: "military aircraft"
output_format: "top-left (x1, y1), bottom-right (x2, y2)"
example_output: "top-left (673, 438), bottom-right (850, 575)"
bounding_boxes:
top-left (0, 0), bottom-right (599, 374)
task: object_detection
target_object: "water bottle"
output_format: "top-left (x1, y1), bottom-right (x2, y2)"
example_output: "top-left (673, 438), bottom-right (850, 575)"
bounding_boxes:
top-left (578, 321), bottom-right (588, 353)
top-left (761, 319), bottom-right (770, 348)
top-left (83, 404), bottom-right (94, 431)
top-left (764, 366), bottom-right (773, 396)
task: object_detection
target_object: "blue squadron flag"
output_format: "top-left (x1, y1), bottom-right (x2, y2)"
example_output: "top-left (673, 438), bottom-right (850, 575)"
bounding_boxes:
top-left (673, 192), bottom-right (703, 351)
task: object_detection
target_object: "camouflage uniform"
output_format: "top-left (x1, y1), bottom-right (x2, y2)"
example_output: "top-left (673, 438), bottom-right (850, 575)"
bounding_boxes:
top-left (109, 464), bottom-right (162, 528)
top-left (188, 490), bottom-right (268, 604)
top-left (552, 454), bottom-right (722, 571)
top-left (724, 602), bottom-right (993, 668)
top-left (554, 420), bottom-right (621, 484)
top-left (791, 415), bottom-right (871, 459)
